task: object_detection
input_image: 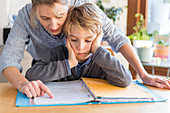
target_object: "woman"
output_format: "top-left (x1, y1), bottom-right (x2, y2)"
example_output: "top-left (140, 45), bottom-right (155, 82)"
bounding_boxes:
top-left (0, 0), bottom-right (170, 98)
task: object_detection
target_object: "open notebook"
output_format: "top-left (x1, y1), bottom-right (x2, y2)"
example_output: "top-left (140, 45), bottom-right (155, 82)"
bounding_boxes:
top-left (16, 78), bottom-right (166, 107)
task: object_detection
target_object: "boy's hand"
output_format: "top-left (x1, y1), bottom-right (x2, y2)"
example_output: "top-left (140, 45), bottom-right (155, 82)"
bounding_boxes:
top-left (91, 29), bottom-right (103, 53)
top-left (18, 80), bottom-right (54, 99)
top-left (66, 38), bottom-right (78, 68)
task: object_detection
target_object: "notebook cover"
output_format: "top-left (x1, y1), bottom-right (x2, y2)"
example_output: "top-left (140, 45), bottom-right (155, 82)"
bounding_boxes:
top-left (82, 78), bottom-right (153, 99)
top-left (15, 80), bottom-right (166, 107)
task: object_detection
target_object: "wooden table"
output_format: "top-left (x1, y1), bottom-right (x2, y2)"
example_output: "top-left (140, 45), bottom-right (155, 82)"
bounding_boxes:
top-left (0, 83), bottom-right (170, 113)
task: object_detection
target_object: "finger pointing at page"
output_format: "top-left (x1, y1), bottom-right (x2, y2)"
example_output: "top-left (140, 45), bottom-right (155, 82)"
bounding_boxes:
top-left (38, 80), bottom-right (54, 99)
top-left (19, 80), bottom-right (54, 99)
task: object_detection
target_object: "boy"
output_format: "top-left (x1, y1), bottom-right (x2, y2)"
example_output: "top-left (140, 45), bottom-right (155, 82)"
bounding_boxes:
top-left (25, 3), bottom-right (132, 88)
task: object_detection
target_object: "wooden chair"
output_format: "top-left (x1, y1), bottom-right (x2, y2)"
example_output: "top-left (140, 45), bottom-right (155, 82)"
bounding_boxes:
top-left (101, 41), bottom-right (114, 56)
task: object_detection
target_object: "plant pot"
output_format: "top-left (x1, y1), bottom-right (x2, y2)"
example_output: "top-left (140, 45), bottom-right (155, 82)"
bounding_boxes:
top-left (133, 40), bottom-right (153, 48)
top-left (136, 47), bottom-right (155, 62)
top-left (154, 44), bottom-right (170, 59)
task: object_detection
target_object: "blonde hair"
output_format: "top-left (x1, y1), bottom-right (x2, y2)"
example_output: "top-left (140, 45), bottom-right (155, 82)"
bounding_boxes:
top-left (63, 3), bottom-right (102, 37)
top-left (30, 0), bottom-right (69, 27)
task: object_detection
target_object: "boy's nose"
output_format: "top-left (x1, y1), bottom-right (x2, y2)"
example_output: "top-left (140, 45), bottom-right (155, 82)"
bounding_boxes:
top-left (77, 42), bottom-right (85, 50)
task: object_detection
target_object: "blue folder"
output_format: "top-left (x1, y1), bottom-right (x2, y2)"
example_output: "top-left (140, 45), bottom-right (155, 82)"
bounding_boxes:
top-left (15, 80), bottom-right (166, 107)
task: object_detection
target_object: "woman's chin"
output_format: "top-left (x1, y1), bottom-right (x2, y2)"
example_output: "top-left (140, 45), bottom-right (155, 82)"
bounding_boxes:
top-left (50, 32), bottom-right (60, 36)
top-left (49, 29), bottom-right (61, 36)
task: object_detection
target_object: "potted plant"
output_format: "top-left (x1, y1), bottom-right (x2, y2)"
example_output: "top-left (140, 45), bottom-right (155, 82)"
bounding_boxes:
top-left (154, 39), bottom-right (170, 59)
top-left (129, 13), bottom-right (158, 62)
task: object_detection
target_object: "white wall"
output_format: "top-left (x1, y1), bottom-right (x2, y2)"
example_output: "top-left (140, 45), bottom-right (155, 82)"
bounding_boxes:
top-left (147, 0), bottom-right (170, 35)
top-left (106, 0), bottom-right (127, 35)
top-left (9, 0), bottom-right (31, 15)
top-left (0, 0), bottom-right (31, 46)
top-left (0, 0), bottom-right (8, 45)
top-left (91, 0), bottom-right (128, 34)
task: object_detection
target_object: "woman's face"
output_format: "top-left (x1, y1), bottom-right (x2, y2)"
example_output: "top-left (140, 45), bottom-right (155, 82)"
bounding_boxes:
top-left (68, 26), bottom-right (97, 62)
top-left (37, 3), bottom-right (68, 36)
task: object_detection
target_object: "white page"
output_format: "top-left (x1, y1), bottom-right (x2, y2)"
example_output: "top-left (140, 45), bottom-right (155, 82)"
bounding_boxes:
top-left (34, 80), bottom-right (94, 105)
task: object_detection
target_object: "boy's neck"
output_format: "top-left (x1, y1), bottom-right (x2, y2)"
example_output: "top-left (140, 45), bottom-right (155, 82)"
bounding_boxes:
top-left (78, 60), bottom-right (86, 63)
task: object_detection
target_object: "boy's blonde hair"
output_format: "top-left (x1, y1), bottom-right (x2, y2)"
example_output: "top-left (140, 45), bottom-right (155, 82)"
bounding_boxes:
top-left (30, 0), bottom-right (69, 27)
top-left (63, 3), bottom-right (102, 37)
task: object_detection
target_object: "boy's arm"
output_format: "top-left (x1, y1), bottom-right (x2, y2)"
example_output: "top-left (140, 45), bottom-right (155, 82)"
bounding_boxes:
top-left (25, 60), bottom-right (71, 82)
top-left (25, 45), bottom-right (71, 82)
top-left (91, 46), bottom-right (132, 87)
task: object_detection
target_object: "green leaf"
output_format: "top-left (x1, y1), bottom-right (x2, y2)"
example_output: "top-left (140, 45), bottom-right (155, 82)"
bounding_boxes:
top-left (157, 40), bottom-right (165, 45)
top-left (96, 0), bottom-right (123, 23)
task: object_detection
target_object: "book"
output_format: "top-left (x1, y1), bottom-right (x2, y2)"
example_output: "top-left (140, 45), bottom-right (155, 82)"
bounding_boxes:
top-left (15, 78), bottom-right (166, 107)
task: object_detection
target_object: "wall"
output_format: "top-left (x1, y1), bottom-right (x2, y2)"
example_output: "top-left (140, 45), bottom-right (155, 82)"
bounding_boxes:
top-left (91, 0), bottom-right (128, 34)
top-left (0, 0), bottom-right (8, 45)
top-left (0, 0), bottom-right (31, 45)
top-left (147, 0), bottom-right (170, 35)
top-left (11, 0), bottom-right (31, 14)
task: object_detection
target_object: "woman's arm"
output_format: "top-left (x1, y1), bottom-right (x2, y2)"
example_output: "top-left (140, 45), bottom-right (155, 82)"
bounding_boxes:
top-left (3, 66), bottom-right (53, 98)
top-left (0, 4), bottom-right (53, 98)
top-left (119, 43), bottom-right (170, 89)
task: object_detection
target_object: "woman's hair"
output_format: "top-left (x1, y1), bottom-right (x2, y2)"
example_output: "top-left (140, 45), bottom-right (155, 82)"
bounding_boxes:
top-left (63, 3), bottom-right (102, 37)
top-left (30, 0), bottom-right (69, 27)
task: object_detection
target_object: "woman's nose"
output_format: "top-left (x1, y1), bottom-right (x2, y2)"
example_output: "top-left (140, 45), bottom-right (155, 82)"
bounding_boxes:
top-left (49, 18), bottom-right (59, 29)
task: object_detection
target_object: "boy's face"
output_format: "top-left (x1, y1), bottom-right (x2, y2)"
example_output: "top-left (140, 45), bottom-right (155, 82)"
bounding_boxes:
top-left (68, 26), bottom-right (97, 62)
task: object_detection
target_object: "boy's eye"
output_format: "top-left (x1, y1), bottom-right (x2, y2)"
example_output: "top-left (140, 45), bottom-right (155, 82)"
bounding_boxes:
top-left (86, 40), bottom-right (92, 42)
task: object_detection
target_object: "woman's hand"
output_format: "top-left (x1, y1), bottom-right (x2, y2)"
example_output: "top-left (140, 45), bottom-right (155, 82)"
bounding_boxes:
top-left (91, 29), bottom-right (103, 53)
top-left (119, 43), bottom-right (170, 90)
top-left (66, 38), bottom-right (78, 68)
top-left (142, 74), bottom-right (170, 89)
top-left (18, 80), bottom-right (54, 99)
